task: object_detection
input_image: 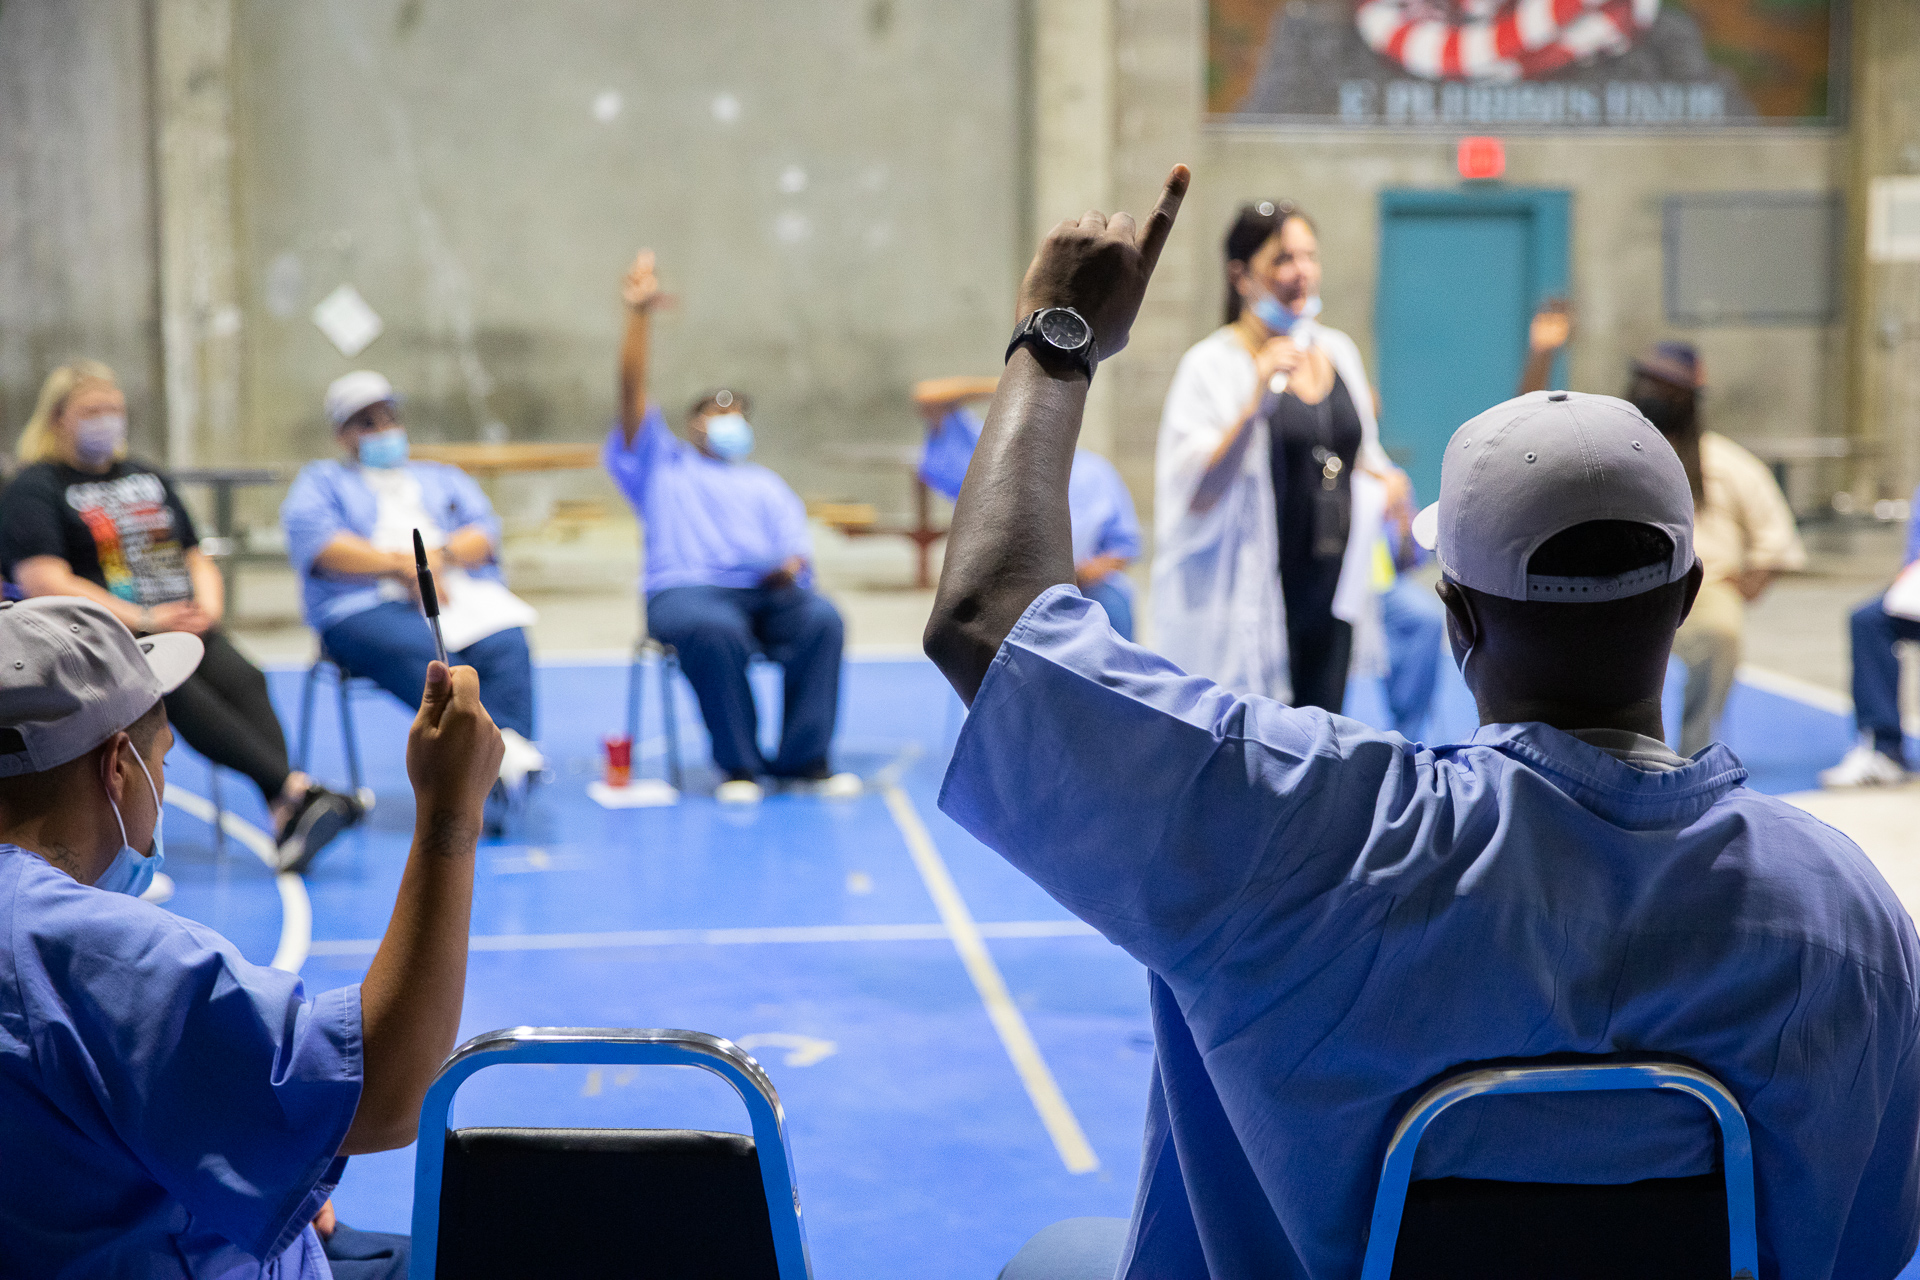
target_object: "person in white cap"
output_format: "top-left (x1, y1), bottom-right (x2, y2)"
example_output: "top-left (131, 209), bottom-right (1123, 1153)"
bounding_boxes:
top-left (0, 596), bottom-right (504, 1278)
top-left (281, 372), bottom-right (544, 830)
top-left (923, 167), bottom-right (1919, 1279)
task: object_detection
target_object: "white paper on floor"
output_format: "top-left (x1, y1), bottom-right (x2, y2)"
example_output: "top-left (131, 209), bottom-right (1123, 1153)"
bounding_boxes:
top-left (587, 779), bottom-right (680, 809)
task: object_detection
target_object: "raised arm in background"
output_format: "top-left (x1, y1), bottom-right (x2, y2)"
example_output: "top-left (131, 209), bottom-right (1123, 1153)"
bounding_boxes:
top-left (1519, 297), bottom-right (1573, 395)
top-left (340, 662), bottom-right (503, 1153)
top-left (924, 165), bottom-right (1189, 704)
top-left (913, 375), bottom-right (1002, 422)
top-left (618, 249), bottom-right (670, 445)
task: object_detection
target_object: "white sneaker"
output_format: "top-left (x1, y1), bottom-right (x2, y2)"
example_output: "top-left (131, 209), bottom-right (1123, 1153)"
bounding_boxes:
top-left (497, 728), bottom-right (548, 790)
top-left (716, 778), bottom-right (765, 805)
top-left (793, 772), bottom-right (862, 799)
top-left (140, 872), bottom-right (175, 905)
top-left (1819, 743), bottom-right (1910, 789)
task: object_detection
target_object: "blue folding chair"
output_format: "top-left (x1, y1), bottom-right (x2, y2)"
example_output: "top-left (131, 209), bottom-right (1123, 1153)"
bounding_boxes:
top-left (1360, 1059), bottom-right (1759, 1280)
top-left (626, 636), bottom-right (786, 786)
top-left (411, 1027), bottom-right (812, 1280)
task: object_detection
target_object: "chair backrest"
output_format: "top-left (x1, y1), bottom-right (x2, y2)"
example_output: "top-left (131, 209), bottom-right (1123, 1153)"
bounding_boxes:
top-left (1359, 1060), bottom-right (1759, 1280)
top-left (411, 1027), bottom-right (812, 1280)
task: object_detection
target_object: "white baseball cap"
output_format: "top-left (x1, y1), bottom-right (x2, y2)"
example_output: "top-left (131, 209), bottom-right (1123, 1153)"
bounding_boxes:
top-left (324, 370), bottom-right (398, 428)
top-left (0, 599), bottom-right (203, 777)
top-left (1411, 390), bottom-right (1695, 603)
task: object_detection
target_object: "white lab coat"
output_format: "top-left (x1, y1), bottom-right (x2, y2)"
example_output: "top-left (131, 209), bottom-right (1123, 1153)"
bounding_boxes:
top-left (1150, 325), bottom-right (1388, 701)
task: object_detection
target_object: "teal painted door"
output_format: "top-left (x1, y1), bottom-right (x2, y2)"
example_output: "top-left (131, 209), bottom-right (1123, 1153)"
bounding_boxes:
top-left (1375, 189), bottom-right (1569, 502)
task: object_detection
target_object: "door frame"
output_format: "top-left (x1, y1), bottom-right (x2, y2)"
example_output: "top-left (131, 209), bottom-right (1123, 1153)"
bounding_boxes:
top-left (1375, 185), bottom-right (1574, 393)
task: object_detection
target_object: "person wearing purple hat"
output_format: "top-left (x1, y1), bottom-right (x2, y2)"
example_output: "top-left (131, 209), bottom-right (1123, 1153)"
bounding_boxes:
top-left (928, 169), bottom-right (1919, 1279)
top-left (1524, 315), bottom-right (1804, 756)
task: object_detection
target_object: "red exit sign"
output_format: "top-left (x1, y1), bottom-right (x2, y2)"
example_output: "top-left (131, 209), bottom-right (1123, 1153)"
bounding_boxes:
top-left (1457, 136), bottom-right (1506, 180)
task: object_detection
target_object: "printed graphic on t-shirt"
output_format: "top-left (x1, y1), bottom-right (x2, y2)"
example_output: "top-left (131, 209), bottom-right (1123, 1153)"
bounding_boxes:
top-left (64, 473), bottom-right (191, 604)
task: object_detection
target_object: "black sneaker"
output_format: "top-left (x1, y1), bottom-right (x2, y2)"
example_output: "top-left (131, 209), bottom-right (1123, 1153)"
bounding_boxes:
top-left (275, 788), bottom-right (361, 876)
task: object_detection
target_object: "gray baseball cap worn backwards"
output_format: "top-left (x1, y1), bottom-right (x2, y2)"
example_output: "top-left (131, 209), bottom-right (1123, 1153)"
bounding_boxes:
top-left (1411, 390), bottom-right (1696, 602)
top-left (0, 598), bottom-right (203, 777)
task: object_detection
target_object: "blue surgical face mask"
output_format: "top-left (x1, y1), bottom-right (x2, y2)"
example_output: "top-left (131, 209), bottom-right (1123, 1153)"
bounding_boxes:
top-left (1250, 291), bottom-right (1321, 339)
top-left (95, 747), bottom-right (165, 897)
top-left (74, 413), bottom-right (128, 468)
top-left (357, 427), bottom-right (409, 469)
top-left (703, 413), bottom-right (754, 461)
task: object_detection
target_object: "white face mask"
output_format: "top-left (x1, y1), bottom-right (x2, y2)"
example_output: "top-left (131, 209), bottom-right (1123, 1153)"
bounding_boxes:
top-left (73, 413), bottom-right (127, 468)
top-left (94, 747), bottom-right (165, 897)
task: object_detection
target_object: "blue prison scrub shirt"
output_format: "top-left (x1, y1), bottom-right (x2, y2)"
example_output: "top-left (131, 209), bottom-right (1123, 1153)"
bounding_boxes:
top-left (280, 458), bottom-right (504, 632)
top-left (0, 845), bottom-right (362, 1279)
top-left (939, 586), bottom-right (1920, 1280)
top-left (920, 408), bottom-right (1142, 596)
top-left (603, 407), bottom-right (814, 596)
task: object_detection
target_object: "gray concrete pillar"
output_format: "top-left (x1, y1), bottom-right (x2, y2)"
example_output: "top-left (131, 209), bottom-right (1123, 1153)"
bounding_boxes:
top-left (152, 0), bottom-right (242, 468)
top-left (1106, 0), bottom-right (1203, 511)
top-left (1846, 0), bottom-right (1920, 503)
top-left (1033, 0), bottom-right (1118, 456)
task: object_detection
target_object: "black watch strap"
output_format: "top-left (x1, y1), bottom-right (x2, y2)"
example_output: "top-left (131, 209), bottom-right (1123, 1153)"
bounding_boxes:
top-left (1005, 308), bottom-right (1097, 383)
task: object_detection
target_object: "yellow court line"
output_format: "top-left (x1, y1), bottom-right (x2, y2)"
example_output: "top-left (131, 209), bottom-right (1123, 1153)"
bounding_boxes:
top-left (881, 784), bottom-right (1101, 1175)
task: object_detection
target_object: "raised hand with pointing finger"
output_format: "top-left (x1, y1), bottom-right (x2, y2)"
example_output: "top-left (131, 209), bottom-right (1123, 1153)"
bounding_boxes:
top-left (1015, 167), bottom-right (1190, 362)
top-left (926, 165), bottom-right (1189, 701)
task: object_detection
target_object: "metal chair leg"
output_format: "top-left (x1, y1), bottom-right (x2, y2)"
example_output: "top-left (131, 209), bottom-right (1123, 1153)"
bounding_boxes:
top-left (337, 666), bottom-right (365, 795)
top-left (208, 761), bottom-right (228, 857)
top-left (626, 644), bottom-right (644, 747)
top-left (660, 648), bottom-right (684, 791)
top-left (296, 661), bottom-right (320, 773)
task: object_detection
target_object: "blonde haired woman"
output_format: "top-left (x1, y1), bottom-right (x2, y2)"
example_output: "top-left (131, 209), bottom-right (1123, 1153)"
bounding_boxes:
top-left (1, 362), bottom-right (358, 872)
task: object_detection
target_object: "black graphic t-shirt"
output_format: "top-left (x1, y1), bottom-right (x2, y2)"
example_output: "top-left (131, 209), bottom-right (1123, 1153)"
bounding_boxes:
top-left (0, 461), bottom-right (200, 605)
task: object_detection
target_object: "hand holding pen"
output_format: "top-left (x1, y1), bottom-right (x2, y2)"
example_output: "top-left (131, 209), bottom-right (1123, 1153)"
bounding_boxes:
top-left (414, 528), bottom-right (449, 666)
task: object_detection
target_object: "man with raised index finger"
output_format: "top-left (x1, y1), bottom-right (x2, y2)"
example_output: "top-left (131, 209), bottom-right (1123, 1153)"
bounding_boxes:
top-left (926, 166), bottom-right (1920, 1279)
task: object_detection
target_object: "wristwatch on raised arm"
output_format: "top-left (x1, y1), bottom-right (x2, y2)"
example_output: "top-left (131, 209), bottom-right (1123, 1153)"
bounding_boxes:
top-left (1005, 307), bottom-right (1097, 383)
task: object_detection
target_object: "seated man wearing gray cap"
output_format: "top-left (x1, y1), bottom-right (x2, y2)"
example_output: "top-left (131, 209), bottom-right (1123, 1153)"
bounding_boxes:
top-left (0, 596), bottom-right (504, 1279)
top-left (926, 170), bottom-right (1919, 1278)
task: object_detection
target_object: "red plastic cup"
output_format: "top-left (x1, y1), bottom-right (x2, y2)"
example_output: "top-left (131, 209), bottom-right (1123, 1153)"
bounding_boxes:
top-left (604, 735), bottom-right (632, 788)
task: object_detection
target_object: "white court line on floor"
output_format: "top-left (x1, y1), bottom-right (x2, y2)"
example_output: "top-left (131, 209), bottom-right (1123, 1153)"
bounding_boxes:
top-left (882, 784), bottom-right (1102, 1176)
top-left (1737, 664), bottom-right (1853, 716)
top-left (306, 917), bottom-right (1100, 957)
top-left (258, 649), bottom-right (940, 673)
top-left (163, 786), bottom-right (312, 973)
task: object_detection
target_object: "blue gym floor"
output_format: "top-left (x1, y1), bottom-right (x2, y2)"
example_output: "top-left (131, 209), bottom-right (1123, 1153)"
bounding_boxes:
top-left (153, 646), bottom-right (1918, 1276)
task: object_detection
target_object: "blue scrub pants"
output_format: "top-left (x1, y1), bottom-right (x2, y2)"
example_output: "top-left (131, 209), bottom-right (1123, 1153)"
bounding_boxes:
top-left (1851, 595), bottom-right (1920, 764)
top-left (1382, 577), bottom-right (1445, 740)
top-left (646, 584), bottom-right (844, 777)
top-left (998, 1217), bottom-right (1128, 1280)
top-left (321, 602), bottom-right (536, 740)
top-left (1082, 578), bottom-right (1135, 642)
top-left (322, 1223), bottom-right (410, 1279)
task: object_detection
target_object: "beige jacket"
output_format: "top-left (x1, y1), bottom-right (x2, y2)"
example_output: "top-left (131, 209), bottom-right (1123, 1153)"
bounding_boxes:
top-left (1693, 432), bottom-right (1807, 585)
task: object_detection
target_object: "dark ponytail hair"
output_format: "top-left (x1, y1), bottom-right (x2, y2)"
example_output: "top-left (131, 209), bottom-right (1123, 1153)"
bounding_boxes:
top-left (1223, 200), bottom-right (1313, 324)
top-left (1626, 373), bottom-right (1704, 503)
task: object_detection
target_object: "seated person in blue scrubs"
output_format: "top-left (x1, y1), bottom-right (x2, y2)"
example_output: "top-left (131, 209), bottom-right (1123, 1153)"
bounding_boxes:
top-left (914, 376), bottom-right (1143, 640)
top-left (1821, 484), bottom-right (1920, 787)
top-left (603, 250), bottom-right (855, 804)
top-left (1375, 465), bottom-right (1447, 741)
top-left (282, 372), bottom-right (545, 816)
top-left (0, 596), bottom-right (504, 1279)
top-left (927, 169), bottom-right (1920, 1279)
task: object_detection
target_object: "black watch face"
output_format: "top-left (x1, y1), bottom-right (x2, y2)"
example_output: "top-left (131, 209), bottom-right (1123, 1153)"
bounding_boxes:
top-left (1038, 308), bottom-right (1091, 352)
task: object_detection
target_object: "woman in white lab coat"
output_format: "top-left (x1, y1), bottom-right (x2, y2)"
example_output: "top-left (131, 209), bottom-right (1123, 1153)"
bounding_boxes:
top-left (1150, 201), bottom-right (1387, 707)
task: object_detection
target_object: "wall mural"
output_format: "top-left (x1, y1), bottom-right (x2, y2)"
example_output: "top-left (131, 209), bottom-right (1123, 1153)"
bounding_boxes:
top-left (1209, 0), bottom-right (1839, 126)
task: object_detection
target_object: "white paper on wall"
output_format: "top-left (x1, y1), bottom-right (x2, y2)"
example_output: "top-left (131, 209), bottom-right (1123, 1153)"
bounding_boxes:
top-left (312, 284), bottom-right (384, 357)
